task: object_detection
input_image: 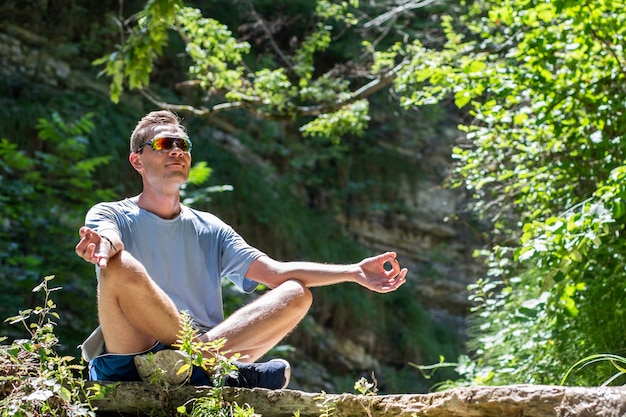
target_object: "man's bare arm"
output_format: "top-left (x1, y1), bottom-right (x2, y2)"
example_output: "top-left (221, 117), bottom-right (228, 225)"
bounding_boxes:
top-left (246, 252), bottom-right (407, 293)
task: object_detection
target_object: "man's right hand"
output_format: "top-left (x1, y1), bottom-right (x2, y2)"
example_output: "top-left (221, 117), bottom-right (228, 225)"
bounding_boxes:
top-left (75, 227), bottom-right (113, 268)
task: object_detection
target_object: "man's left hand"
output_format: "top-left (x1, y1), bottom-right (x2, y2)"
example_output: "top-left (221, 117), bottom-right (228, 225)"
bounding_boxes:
top-left (357, 252), bottom-right (408, 293)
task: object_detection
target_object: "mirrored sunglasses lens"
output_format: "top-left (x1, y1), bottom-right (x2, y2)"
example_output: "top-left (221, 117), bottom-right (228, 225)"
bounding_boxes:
top-left (152, 137), bottom-right (191, 152)
top-left (177, 138), bottom-right (191, 152)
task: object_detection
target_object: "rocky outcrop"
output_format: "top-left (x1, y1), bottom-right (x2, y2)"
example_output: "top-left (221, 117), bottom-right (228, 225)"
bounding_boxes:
top-left (91, 383), bottom-right (626, 417)
top-left (0, 25), bottom-right (70, 85)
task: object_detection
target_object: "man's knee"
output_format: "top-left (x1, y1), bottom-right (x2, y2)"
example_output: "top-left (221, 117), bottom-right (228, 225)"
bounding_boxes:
top-left (99, 251), bottom-right (150, 289)
top-left (277, 279), bottom-right (313, 311)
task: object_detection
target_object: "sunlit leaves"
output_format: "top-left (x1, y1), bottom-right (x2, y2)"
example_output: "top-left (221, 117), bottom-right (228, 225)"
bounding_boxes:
top-left (293, 24), bottom-right (332, 80)
top-left (177, 6), bottom-right (249, 93)
top-left (395, 0), bottom-right (626, 384)
top-left (94, 0), bottom-right (377, 141)
top-left (316, 0), bottom-right (359, 25)
top-left (300, 99), bottom-right (370, 143)
top-left (93, 0), bottom-right (184, 102)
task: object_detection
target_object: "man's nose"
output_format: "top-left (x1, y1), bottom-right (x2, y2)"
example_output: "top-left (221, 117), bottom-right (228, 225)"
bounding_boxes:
top-left (169, 144), bottom-right (184, 155)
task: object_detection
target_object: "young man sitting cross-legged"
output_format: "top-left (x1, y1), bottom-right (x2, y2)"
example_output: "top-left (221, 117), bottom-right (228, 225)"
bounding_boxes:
top-left (76, 110), bottom-right (408, 389)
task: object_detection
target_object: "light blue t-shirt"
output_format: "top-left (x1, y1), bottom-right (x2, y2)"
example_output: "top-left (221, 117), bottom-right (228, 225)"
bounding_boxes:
top-left (85, 197), bottom-right (263, 330)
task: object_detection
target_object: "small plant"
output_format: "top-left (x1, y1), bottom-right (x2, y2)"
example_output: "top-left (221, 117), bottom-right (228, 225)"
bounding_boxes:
top-left (314, 391), bottom-right (336, 417)
top-left (408, 356), bottom-right (471, 391)
top-left (354, 374), bottom-right (377, 396)
top-left (353, 374), bottom-right (379, 417)
top-left (170, 312), bottom-right (255, 417)
top-left (561, 354), bottom-right (626, 387)
top-left (180, 397), bottom-right (255, 417)
top-left (0, 276), bottom-right (94, 416)
top-left (173, 311), bottom-right (239, 390)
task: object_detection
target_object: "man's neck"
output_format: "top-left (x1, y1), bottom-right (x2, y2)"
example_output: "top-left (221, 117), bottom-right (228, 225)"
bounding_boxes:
top-left (136, 189), bottom-right (182, 220)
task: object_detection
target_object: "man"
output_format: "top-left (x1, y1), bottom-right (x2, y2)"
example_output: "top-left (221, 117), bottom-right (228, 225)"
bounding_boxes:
top-left (76, 110), bottom-right (407, 389)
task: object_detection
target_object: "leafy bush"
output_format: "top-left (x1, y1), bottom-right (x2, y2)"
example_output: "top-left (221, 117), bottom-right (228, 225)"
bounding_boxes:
top-left (0, 112), bottom-right (113, 352)
top-left (0, 276), bottom-right (94, 417)
top-left (389, 0), bottom-right (626, 384)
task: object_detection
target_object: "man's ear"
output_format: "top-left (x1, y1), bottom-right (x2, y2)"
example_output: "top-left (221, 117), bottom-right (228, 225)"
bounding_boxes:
top-left (129, 152), bottom-right (143, 172)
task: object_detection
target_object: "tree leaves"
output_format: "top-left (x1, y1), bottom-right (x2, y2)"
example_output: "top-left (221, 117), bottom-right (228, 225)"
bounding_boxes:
top-left (93, 1), bottom-right (413, 141)
top-left (396, 0), bottom-right (626, 384)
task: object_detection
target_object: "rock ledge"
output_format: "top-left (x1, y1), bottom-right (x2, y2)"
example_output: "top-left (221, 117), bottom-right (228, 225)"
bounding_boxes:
top-left (90, 383), bottom-right (626, 417)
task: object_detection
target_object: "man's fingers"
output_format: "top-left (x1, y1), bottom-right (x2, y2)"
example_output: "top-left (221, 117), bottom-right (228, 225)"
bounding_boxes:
top-left (79, 226), bottom-right (93, 239)
top-left (76, 227), bottom-right (110, 267)
top-left (383, 253), bottom-right (402, 276)
top-left (97, 257), bottom-right (108, 268)
top-left (390, 257), bottom-right (401, 276)
top-left (385, 268), bottom-right (407, 291)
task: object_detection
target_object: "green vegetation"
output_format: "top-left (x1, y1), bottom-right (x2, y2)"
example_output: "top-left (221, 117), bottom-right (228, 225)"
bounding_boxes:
top-left (389, 0), bottom-right (626, 385)
top-left (0, 112), bottom-right (114, 351)
top-left (561, 354), bottom-right (626, 387)
top-left (0, 276), bottom-right (94, 416)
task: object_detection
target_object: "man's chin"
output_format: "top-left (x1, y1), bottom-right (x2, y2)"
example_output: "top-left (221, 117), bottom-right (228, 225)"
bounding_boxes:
top-left (165, 172), bottom-right (190, 186)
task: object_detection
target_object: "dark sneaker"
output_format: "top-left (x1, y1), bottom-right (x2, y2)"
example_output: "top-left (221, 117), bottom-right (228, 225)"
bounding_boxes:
top-left (226, 359), bottom-right (291, 389)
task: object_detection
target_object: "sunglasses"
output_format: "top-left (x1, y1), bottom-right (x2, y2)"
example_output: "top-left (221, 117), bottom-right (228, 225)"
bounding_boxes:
top-left (135, 136), bottom-right (192, 153)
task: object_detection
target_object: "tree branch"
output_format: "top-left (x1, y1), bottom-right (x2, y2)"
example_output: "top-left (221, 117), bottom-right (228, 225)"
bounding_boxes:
top-left (140, 61), bottom-right (406, 122)
top-left (363, 0), bottom-right (440, 29)
top-left (245, 0), bottom-right (294, 71)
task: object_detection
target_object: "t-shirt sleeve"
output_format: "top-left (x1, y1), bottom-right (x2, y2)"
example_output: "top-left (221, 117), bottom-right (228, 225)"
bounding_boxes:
top-left (85, 203), bottom-right (123, 240)
top-left (220, 226), bottom-right (264, 294)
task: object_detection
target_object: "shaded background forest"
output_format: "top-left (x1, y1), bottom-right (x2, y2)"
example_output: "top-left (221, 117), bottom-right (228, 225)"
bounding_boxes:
top-left (0, 0), bottom-right (482, 393)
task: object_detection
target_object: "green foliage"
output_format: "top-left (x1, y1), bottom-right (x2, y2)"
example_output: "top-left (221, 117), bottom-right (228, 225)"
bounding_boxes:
top-left (353, 375), bottom-right (377, 396)
top-left (176, 6), bottom-right (250, 94)
top-left (173, 311), bottom-right (239, 390)
top-left (181, 162), bottom-right (235, 207)
top-left (93, 0), bottom-right (185, 102)
top-left (300, 100), bottom-right (370, 143)
top-left (0, 276), bottom-right (94, 417)
top-left (392, 0), bottom-right (626, 384)
top-left (561, 354), bottom-right (626, 387)
top-left (314, 391), bottom-right (336, 417)
top-left (159, 312), bottom-right (258, 417)
top-left (0, 112), bottom-right (114, 351)
top-left (94, 0), bottom-right (392, 139)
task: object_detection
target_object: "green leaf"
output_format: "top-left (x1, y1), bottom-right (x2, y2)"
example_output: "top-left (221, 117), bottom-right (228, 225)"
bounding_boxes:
top-left (454, 90), bottom-right (471, 108)
top-left (58, 386), bottom-right (72, 402)
top-left (463, 59), bottom-right (486, 74)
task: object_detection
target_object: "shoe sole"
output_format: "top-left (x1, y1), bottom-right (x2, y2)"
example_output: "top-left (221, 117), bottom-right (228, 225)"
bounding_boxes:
top-left (272, 358), bottom-right (291, 389)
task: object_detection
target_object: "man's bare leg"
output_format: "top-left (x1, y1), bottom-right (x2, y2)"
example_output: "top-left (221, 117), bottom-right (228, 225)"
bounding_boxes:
top-left (98, 251), bottom-right (312, 361)
top-left (97, 250), bottom-right (184, 354)
top-left (201, 280), bottom-right (313, 362)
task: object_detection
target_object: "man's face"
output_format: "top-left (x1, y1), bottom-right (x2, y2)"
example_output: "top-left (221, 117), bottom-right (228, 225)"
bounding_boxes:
top-left (129, 125), bottom-right (192, 190)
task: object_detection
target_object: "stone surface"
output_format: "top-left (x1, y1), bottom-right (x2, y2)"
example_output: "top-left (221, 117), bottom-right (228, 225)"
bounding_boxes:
top-left (89, 383), bottom-right (626, 417)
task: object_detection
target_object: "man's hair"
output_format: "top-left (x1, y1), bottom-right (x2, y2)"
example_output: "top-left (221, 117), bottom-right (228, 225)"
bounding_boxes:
top-left (130, 110), bottom-right (186, 153)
